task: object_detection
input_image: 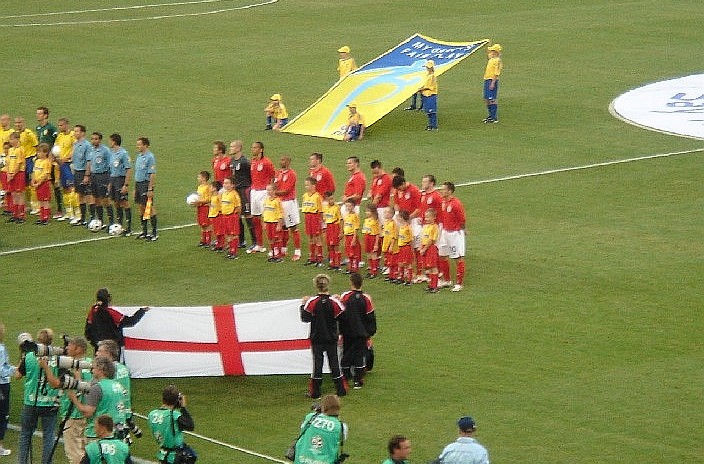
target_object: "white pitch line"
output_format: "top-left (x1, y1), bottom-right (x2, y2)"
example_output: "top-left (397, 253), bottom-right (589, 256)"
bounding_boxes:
top-left (2, 147), bottom-right (702, 257)
top-left (457, 147), bottom-right (704, 187)
top-left (0, 0), bottom-right (278, 27)
top-left (0, 223), bottom-right (196, 257)
top-left (132, 412), bottom-right (288, 463)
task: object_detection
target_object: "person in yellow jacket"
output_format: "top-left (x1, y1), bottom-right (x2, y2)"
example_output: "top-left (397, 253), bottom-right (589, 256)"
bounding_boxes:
top-left (483, 43), bottom-right (504, 123)
top-left (337, 45), bottom-right (357, 79)
top-left (419, 60), bottom-right (438, 130)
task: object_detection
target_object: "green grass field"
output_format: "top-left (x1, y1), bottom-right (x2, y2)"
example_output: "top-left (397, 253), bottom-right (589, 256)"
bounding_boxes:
top-left (1, 0), bottom-right (703, 462)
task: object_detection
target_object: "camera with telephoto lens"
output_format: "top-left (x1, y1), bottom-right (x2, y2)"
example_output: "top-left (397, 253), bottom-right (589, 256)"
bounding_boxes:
top-left (17, 332), bottom-right (65, 356)
top-left (57, 356), bottom-right (92, 370)
top-left (58, 374), bottom-right (92, 393)
top-left (114, 422), bottom-right (134, 445)
top-left (126, 417), bottom-right (143, 438)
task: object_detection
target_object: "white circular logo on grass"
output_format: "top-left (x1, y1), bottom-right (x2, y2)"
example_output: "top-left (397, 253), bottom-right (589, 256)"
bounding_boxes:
top-left (610, 74), bottom-right (704, 140)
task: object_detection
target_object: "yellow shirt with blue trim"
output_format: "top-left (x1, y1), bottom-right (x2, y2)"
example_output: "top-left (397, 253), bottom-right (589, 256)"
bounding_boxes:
top-left (420, 72), bottom-right (438, 97)
top-left (6, 146), bottom-right (26, 174)
top-left (362, 217), bottom-right (380, 236)
top-left (484, 56), bottom-right (503, 80)
top-left (17, 129), bottom-right (38, 158)
top-left (55, 131), bottom-right (76, 162)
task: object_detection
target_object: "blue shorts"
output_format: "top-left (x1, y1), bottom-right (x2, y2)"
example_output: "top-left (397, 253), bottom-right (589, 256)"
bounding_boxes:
top-left (25, 156), bottom-right (35, 183)
top-left (483, 79), bottom-right (499, 100)
top-left (346, 125), bottom-right (362, 140)
top-left (277, 118), bottom-right (289, 126)
top-left (421, 94), bottom-right (437, 114)
top-left (60, 163), bottom-right (74, 188)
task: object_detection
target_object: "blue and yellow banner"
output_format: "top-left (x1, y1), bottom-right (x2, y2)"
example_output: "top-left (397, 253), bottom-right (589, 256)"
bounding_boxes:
top-left (281, 34), bottom-right (489, 140)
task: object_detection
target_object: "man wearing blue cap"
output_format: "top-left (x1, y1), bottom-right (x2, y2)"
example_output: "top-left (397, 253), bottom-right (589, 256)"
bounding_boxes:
top-left (432, 416), bottom-right (490, 464)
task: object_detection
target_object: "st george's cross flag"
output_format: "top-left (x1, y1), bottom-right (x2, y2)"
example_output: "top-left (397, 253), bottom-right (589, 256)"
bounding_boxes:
top-left (117, 300), bottom-right (325, 378)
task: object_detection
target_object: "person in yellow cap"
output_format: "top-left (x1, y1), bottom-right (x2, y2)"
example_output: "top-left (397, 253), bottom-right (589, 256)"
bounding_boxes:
top-left (343, 102), bottom-right (365, 142)
top-left (483, 43), bottom-right (503, 123)
top-left (264, 93), bottom-right (289, 131)
top-left (419, 60), bottom-right (438, 131)
top-left (337, 46), bottom-right (357, 79)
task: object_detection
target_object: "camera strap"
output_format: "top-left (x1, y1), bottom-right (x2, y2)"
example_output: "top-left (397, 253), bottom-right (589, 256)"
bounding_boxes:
top-left (294, 412), bottom-right (320, 445)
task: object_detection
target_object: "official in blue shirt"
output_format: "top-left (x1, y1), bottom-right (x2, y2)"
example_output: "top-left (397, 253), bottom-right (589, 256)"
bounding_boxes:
top-left (70, 125), bottom-right (93, 226)
top-left (87, 132), bottom-right (112, 227)
top-left (133, 137), bottom-right (158, 241)
top-left (434, 416), bottom-right (490, 464)
top-left (108, 133), bottom-right (133, 235)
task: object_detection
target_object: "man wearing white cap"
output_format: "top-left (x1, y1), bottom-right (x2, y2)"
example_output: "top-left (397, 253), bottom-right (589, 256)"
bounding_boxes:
top-left (419, 60), bottom-right (438, 131)
top-left (483, 43), bottom-right (503, 123)
top-left (432, 416), bottom-right (490, 464)
top-left (337, 46), bottom-right (357, 79)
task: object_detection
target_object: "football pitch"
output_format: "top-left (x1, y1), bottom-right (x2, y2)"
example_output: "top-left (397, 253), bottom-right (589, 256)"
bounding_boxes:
top-left (1, 1), bottom-right (702, 462)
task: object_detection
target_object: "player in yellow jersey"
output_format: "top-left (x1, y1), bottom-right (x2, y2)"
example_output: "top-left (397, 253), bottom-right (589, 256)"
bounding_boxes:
top-left (54, 117), bottom-right (78, 221)
top-left (342, 198), bottom-right (361, 273)
top-left (14, 116), bottom-right (39, 215)
top-left (265, 94), bottom-right (289, 131)
top-left (208, 180), bottom-right (223, 252)
top-left (196, 171), bottom-right (211, 247)
top-left (6, 132), bottom-right (27, 223)
top-left (301, 177), bottom-right (324, 266)
top-left (362, 204), bottom-right (381, 278)
top-left (31, 143), bottom-right (53, 224)
top-left (0, 114), bottom-right (12, 144)
top-left (419, 60), bottom-right (439, 131)
top-left (483, 43), bottom-right (503, 123)
top-left (220, 177), bottom-right (242, 259)
top-left (262, 184), bottom-right (284, 261)
top-left (337, 45), bottom-right (357, 79)
top-left (419, 208), bottom-right (440, 292)
top-left (322, 191), bottom-right (342, 270)
top-left (1, 142), bottom-right (11, 215)
top-left (343, 102), bottom-right (365, 142)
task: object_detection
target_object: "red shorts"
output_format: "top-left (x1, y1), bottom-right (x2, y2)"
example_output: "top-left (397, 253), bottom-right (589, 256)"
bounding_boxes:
top-left (36, 181), bottom-right (51, 201)
top-left (344, 235), bottom-right (361, 259)
top-left (210, 215), bottom-right (223, 236)
top-left (9, 172), bottom-right (26, 192)
top-left (0, 171), bottom-right (7, 190)
top-left (325, 222), bottom-right (340, 246)
top-left (221, 213), bottom-right (240, 236)
top-left (197, 205), bottom-right (210, 227)
top-left (364, 234), bottom-right (379, 255)
top-left (422, 244), bottom-right (439, 268)
top-left (384, 251), bottom-right (397, 268)
top-left (265, 221), bottom-right (280, 243)
top-left (304, 212), bottom-right (322, 236)
top-left (397, 245), bottom-right (413, 265)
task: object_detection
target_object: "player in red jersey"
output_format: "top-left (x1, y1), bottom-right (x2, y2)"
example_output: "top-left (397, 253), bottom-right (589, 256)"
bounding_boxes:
top-left (369, 160), bottom-right (392, 227)
top-left (274, 155), bottom-right (301, 260)
top-left (211, 141), bottom-right (232, 183)
top-left (248, 141), bottom-right (275, 253)
top-left (438, 182), bottom-right (467, 292)
top-left (341, 156), bottom-right (366, 214)
top-left (308, 152), bottom-right (336, 197)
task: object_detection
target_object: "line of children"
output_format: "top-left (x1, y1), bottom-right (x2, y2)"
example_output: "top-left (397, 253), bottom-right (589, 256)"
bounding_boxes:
top-left (301, 177), bottom-right (324, 266)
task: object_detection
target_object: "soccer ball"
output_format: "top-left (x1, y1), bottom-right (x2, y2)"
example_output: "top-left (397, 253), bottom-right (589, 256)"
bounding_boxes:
top-left (108, 223), bottom-right (124, 236)
top-left (186, 193), bottom-right (200, 206)
top-left (87, 219), bottom-right (102, 232)
top-left (51, 145), bottom-right (61, 156)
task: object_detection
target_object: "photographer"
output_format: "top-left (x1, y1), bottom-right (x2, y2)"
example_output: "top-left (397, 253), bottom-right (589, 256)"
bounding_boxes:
top-left (294, 394), bottom-right (347, 464)
top-left (41, 336), bottom-right (92, 463)
top-left (84, 288), bottom-right (149, 357)
top-left (80, 415), bottom-right (133, 464)
top-left (15, 328), bottom-right (61, 464)
top-left (148, 385), bottom-right (195, 464)
top-left (63, 357), bottom-right (127, 440)
top-left (96, 340), bottom-right (140, 442)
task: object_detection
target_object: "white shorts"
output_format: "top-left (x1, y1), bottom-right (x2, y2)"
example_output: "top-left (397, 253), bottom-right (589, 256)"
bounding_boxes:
top-left (439, 229), bottom-right (465, 259)
top-left (250, 189), bottom-right (267, 216)
top-left (341, 202), bottom-right (360, 217)
top-left (282, 199), bottom-right (300, 228)
top-left (410, 217), bottom-right (423, 249)
top-left (376, 207), bottom-right (388, 227)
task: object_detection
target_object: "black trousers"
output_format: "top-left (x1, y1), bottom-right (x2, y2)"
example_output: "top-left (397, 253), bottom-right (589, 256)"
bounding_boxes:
top-left (312, 342), bottom-right (341, 379)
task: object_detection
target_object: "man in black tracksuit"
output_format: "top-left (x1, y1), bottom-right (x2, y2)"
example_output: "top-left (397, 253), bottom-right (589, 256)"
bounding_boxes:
top-left (338, 272), bottom-right (377, 389)
top-left (301, 274), bottom-right (348, 399)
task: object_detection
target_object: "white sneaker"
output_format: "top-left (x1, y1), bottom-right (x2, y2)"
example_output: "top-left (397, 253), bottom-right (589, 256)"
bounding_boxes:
top-left (29, 209), bottom-right (39, 215)
top-left (69, 217), bottom-right (81, 225)
top-left (451, 284), bottom-right (463, 292)
top-left (56, 214), bottom-right (69, 222)
top-left (412, 275), bottom-right (429, 284)
top-left (292, 250), bottom-right (302, 261)
top-left (0, 447), bottom-right (11, 456)
top-left (439, 280), bottom-right (454, 288)
top-left (382, 267), bottom-right (390, 275)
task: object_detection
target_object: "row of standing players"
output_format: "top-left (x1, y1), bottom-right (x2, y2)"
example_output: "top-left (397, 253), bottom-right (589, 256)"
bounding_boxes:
top-left (0, 110), bottom-right (158, 240)
top-left (197, 142), bottom-right (467, 292)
